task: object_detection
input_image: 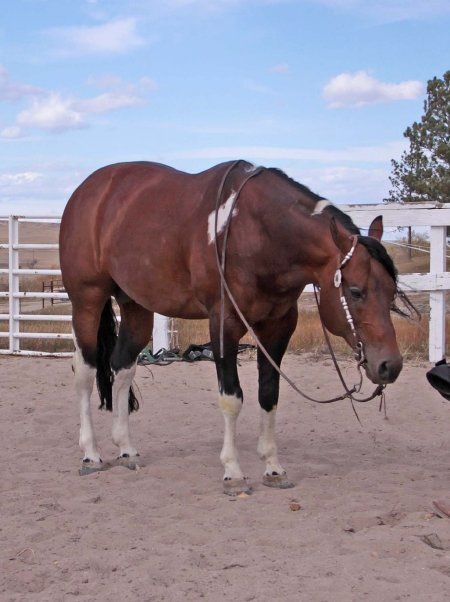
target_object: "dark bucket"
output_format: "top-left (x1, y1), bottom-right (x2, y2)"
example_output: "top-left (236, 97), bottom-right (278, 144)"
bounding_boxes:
top-left (426, 359), bottom-right (450, 401)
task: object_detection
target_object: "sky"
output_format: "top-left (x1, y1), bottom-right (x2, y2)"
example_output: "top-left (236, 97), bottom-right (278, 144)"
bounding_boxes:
top-left (0, 0), bottom-right (449, 215)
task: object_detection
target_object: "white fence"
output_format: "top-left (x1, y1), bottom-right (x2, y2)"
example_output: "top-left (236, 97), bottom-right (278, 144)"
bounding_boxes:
top-left (0, 216), bottom-right (169, 357)
top-left (0, 203), bottom-right (448, 361)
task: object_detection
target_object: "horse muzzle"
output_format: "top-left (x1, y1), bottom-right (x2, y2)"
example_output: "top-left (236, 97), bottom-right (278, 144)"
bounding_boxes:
top-left (364, 354), bottom-right (403, 385)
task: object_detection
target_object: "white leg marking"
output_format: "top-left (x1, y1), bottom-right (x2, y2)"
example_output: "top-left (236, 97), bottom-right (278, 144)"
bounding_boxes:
top-left (207, 191), bottom-right (238, 244)
top-left (257, 407), bottom-right (286, 476)
top-left (219, 394), bottom-right (244, 480)
top-left (112, 364), bottom-right (138, 457)
top-left (73, 335), bottom-right (101, 462)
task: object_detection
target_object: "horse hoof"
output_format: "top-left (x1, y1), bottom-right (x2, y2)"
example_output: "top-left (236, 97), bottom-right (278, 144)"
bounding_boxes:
top-left (262, 473), bottom-right (295, 489)
top-left (223, 477), bottom-right (253, 496)
top-left (78, 460), bottom-right (106, 476)
top-left (114, 455), bottom-right (141, 471)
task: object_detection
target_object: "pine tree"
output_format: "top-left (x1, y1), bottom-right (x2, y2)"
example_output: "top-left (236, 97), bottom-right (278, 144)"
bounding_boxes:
top-left (385, 70), bottom-right (450, 204)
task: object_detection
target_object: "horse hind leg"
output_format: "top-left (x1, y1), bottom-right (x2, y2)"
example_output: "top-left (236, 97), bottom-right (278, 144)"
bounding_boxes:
top-left (72, 293), bottom-right (108, 473)
top-left (110, 300), bottom-right (153, 462)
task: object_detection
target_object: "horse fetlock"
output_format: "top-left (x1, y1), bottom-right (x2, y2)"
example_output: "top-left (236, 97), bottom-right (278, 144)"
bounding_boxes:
top-left (81, 449), bottom-right (102, 463)
top-left (222, 460), bottom-right (244, 480)
top-left (264, 459), bottom-right (286, 476)
top-left (257, 436), bottom-right (276, 461)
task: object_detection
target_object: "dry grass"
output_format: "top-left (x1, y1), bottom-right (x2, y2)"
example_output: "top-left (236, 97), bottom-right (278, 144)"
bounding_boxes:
top-left (1, 305), bottom-right (442, 359)
top-left (175, 310), bottom-right (442, 360)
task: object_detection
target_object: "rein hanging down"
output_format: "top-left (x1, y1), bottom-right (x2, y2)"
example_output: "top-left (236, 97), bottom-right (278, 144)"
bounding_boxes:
top-left (213, 161), bottom-right (385, 414)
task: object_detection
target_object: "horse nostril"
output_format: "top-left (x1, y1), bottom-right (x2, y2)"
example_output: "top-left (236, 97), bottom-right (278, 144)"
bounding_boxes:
top-left (378, 361), bottom-right (390, 381)
top-left (377, 358), bottom-right (402, 383)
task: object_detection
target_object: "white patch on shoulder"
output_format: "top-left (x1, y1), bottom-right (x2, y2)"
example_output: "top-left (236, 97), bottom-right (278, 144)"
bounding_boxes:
top-left (207, 191), bottom-right (238, 244)
top-left (312, 199), bottom-right (332, 215)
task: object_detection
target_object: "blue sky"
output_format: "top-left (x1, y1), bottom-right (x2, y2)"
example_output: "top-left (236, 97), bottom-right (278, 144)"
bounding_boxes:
top-left (1, 0), bottom-right (449, 214)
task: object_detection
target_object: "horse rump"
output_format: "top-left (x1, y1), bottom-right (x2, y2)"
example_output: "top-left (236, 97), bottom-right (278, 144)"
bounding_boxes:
top-left (96, 299), bottom-right (139, 413)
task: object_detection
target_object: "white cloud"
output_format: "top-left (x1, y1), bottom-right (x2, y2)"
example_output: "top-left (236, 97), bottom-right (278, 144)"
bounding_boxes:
top-left (75, 92), bottom-right (144, 114)
top-left (295, 166), bottom-right (389, 203)
top-left (171, 140), bottom-right (406, 163)
top-left (0, 126), bottom-right (23, 139)
top-left (269, 63), bottom-right (290, 74)
top-left (0, 172), bottom-right (42, 186)
top-left (17, 94), bottom-right (86, 132)
top-left (0, 163), bottom-right (88, 214)
top-left (323, 70), bottom-right (424, 108)
top-left (0, 65), bottom-right (41, 102)
top-left (47, 17), bottom-right (145, 56)
top-left (5, 75), bottom-right (154, 134)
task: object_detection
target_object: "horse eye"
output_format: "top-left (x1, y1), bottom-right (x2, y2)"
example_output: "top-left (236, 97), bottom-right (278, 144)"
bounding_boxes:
top-left (349, 286), bottom-right (363, 300)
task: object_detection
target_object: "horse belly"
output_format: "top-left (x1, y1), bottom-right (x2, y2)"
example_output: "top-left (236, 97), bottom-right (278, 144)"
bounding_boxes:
top-left (109, 255), bottom-right (208, 319)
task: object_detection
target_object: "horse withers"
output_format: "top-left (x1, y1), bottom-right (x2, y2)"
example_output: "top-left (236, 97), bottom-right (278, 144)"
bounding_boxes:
top-left (60, 160), bottom-right (402, 493)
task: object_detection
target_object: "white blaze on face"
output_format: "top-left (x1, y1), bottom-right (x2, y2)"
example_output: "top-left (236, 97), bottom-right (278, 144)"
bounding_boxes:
top-left (207, 191), bottom-right (238, 244)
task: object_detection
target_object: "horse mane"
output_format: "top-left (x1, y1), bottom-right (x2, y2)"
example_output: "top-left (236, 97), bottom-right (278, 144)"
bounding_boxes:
top-left (268, 168), bottom-right (398, 284)
top-left (267, 167), bottom-right (325, 203)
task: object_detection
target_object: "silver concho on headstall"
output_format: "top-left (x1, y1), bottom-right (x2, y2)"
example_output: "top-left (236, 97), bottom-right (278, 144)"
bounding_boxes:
top-left (334, 268), bottom-right (342, 288)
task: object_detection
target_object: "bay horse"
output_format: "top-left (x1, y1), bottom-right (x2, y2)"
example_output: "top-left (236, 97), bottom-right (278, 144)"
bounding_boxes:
top-left (60, 160), bottom-right (403, 494)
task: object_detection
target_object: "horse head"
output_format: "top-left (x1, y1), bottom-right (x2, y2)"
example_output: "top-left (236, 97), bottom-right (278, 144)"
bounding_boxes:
top-left (317, 215), bottom-right (403, 385)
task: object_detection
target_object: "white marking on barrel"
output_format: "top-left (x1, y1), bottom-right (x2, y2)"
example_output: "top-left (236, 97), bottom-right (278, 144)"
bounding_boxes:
top-left (208, 191), bottom-right (238, 244)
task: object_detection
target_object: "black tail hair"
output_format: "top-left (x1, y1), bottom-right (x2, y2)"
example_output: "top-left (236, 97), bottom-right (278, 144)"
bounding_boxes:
top-left (96, 299), bottom-right (139, 413)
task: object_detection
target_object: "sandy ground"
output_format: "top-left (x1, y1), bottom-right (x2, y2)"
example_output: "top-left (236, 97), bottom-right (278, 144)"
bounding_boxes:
top-left (2, 354), bottom-right (450, 602)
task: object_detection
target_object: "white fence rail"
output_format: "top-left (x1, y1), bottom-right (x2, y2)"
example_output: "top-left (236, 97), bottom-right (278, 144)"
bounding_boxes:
top-left (0, 216), bottom-right (169, 357)
top-left (0, 203), bottom-right (448, 361)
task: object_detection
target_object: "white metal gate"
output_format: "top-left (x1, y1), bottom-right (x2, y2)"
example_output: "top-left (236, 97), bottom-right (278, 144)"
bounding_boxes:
top-left (0, 215), bottom-right (169, 357)
top-left (0, 203), bottom-right (449, 361)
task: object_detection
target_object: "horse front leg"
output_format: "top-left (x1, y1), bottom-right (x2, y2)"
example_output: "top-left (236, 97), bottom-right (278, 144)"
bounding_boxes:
top-left (254, 306), bottom-right (298, 489)
top-left (209, 314), bottom-right (249, 496)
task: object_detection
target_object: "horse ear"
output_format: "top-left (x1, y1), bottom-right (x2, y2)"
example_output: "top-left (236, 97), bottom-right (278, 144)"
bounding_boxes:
top-left (330, 217), bottom-right (352, 254)
top-left (368, 215), bottom-right (383, 241)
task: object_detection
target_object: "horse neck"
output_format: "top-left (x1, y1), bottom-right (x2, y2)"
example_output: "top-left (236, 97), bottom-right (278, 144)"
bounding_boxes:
top-left (252, 187), bottom-right (336, 286)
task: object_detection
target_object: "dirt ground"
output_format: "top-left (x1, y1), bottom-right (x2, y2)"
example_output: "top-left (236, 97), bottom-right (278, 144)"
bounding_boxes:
top-left (2, 354), bottom-right (450, 602)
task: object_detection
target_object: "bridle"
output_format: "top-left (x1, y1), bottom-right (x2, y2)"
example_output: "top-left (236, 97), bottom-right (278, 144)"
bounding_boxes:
top-left (332, 234), bottom-right (365, 366)
top-left (213, 161), bottom-right (385, 418)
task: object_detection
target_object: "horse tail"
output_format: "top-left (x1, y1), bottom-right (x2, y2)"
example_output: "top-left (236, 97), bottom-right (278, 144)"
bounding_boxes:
top-left (96, 299), bottom-right (139, 413)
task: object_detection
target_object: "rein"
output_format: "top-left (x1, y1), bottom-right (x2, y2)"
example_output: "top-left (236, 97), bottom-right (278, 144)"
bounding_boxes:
top-left (213, 161), bottom-right (385, 414)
